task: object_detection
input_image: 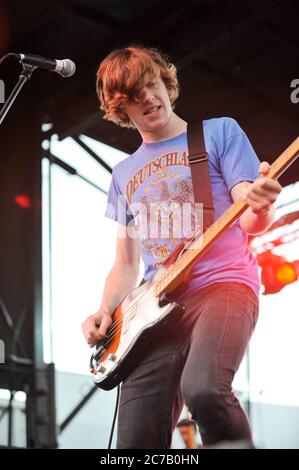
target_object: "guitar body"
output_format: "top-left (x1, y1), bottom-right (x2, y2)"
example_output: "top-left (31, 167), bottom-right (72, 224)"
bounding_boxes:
top-left (90, 265), bottom-right (186, 391)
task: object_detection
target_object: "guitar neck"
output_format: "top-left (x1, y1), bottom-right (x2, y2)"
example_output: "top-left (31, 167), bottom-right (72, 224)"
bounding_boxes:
top-left (155, 137), bottom-right (299, 297)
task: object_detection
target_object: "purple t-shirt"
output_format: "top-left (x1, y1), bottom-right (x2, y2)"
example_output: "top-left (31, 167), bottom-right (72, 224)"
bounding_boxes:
top-left (105, 117), bottom-right (261, 299)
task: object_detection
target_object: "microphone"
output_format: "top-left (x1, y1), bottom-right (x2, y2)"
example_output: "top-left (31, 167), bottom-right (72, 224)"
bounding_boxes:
top-left (8, 53), bottom-right (76, 77)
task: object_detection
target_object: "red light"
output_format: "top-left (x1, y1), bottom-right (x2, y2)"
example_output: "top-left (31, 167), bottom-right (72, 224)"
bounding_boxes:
top-left (257, 251), bottom-right (299, 295)
top-left (275, 262), bottom-right (297, 284)
top-left (14, 195), bottom-right (31, 209)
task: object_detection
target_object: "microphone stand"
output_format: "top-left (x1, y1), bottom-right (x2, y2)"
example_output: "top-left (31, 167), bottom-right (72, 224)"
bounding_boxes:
top-left (0, 58), bottom-right (41, 447)
top-left (0, 62), bottom-right (36, 126)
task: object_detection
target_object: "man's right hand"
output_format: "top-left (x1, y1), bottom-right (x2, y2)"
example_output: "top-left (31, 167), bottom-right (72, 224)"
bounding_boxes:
top-left (82, 309), bottom-right (113, 347)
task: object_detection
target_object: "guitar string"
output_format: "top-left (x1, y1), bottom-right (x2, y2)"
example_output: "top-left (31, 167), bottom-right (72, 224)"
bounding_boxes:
top-left (101, 283), bottom-right (157, 343)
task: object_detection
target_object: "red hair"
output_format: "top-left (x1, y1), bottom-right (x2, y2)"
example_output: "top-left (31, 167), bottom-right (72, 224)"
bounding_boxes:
top-left (96, 44), bottom-right (180, 129)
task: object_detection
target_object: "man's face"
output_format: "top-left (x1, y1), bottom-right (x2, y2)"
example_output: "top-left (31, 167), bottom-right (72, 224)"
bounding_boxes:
top-left (122, 76), bottom-right (173, 132)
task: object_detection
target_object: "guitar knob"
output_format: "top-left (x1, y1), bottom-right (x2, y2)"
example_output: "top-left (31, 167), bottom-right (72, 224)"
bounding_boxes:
top-left (159, 293), bottom-right (172, 307)
top-left (108, 353), bottom-right (117, 362)
top-left (97, 365), bottom-right (106, 374)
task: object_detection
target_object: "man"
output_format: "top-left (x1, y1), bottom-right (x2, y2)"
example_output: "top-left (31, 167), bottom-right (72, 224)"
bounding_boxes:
top-left (82, 45), bottom-right (282, 448)
top-left (176, 418), bottom-right (202, 449)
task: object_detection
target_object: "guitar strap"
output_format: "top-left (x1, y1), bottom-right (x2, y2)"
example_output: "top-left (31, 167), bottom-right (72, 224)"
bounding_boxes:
top-left (186, 121), bottom-right (215, 233)
top-left (138, 122), bottom-right (215, 291)
top-left (163, 121), bottom-right (215, 297)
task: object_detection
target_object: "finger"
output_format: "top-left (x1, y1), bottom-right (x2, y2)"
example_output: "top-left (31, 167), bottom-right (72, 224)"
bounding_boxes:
top-left (98, 314), bottom-right (113, 339)
top-left (246, 194), bottom-right (273, 212)
top-left (83, 330), bottom-right (97, 347)
top-left (84, 329), bottom-right (98, 347)
top-left (82, 318), bottom-right (100, 346)
top-left (247, 196), bottom-right (272, 211)
top-left (258, 161), bottom-right (271, 176)
top-left (247, 195), bottom-right (277, 209)
top-left (247, 185), bottom-right (280, 203)
top-left (254, 178), bottom-right (282, 193)
top-left (87, 337), bottom-right (97, 347)
top-left (252, 206), bottom-right (272, 216)
top-left (245, 190), bottom-right (276, 213)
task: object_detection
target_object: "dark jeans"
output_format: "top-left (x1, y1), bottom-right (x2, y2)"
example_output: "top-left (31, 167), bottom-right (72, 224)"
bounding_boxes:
top-left (116, 281), bottom-right (259, 449)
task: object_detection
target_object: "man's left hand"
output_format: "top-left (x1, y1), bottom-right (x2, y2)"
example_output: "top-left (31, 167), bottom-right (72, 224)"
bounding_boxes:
top-left (243, 161), bottom-right (282, 216)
